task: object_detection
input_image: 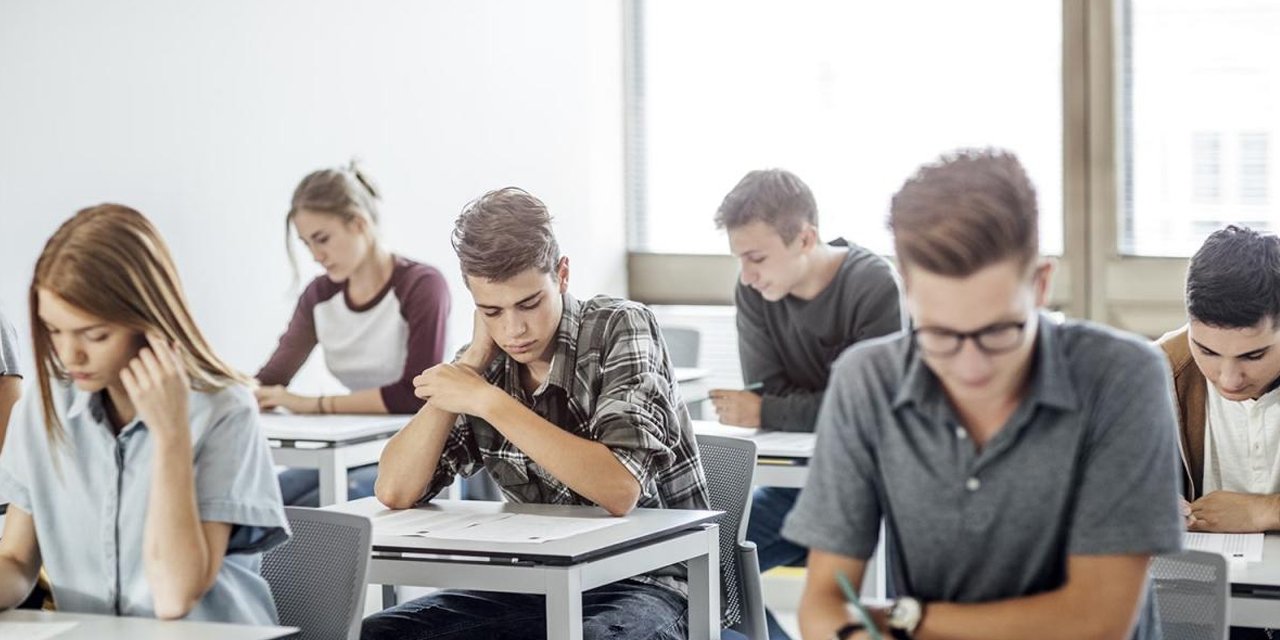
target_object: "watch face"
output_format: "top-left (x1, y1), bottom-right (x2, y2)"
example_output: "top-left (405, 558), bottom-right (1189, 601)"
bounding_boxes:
top-left (890, 597), bottom-right (922, 630)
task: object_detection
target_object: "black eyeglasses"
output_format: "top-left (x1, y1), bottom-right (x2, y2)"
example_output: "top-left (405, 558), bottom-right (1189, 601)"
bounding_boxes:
top-left (912, 321), bottom-right (1027, 357)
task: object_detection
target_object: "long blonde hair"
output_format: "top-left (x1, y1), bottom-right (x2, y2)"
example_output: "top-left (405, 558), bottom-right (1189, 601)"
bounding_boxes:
top-left (30, 204), bottom-right (248, 442)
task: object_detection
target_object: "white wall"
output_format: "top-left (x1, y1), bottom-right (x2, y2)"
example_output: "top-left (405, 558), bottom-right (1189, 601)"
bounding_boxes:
top-left (0, 0), bottom-right (626, 391)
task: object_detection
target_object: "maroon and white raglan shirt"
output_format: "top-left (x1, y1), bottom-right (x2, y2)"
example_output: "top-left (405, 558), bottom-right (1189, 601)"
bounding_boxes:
top-left (256, 256), bottom-right (450, 413)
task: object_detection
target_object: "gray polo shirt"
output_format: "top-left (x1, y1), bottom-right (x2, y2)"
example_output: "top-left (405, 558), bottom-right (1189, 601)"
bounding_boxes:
top-left (783, 314), bottom-right (1182, 639)
top-left (0, 380), bottom-right (290, 624)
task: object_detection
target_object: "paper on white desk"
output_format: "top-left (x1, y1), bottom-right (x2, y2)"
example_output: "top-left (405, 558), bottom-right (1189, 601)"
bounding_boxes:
top-left (378, 509), bottom-right (623, 543)
top-left (0, 622), bottom-right (78, 639)
top-left (1184, 532), bottom-right (1264, 562)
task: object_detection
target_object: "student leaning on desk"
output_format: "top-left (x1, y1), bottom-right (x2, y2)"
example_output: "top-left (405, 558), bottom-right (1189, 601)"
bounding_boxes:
top-left (367, 187), bottom-right (711, 640)
top-left (252, 161), bottom-right (453, 506)
top-left (1157, 227), bottom-right (1280, 640)
top-left (0, 205), bottom-right (289, 623)
top-left (781, 149), bottom-right (1183, 640)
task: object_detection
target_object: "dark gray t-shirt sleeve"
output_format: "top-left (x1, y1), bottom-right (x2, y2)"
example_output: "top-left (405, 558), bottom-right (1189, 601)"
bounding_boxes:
top-left (0, 312), bottom-right (20, 377)
top-left (781, 352), bottom-right (883, 559)
top-left (1069, 341), bottom-right (1184, 556)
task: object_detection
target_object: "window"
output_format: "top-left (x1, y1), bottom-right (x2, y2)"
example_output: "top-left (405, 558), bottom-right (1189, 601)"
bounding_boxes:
top-left (1121, 0), bottom-right (1280, 255)
top-left (627, 0), bottom-right (1063, 256)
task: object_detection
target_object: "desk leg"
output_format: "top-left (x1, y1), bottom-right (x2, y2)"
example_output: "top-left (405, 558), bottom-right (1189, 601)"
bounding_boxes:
top-left (318, 449), bottom-right (348, 507)
top-left (688, 524), bottom-right (720, 640)
top-left (381, 585), bottom-right (398, 609)
top-left (545, 568), bottom-right (584, 640)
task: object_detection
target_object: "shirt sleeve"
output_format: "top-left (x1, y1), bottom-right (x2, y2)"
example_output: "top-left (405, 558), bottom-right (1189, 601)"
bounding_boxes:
top-left (254, 281), bottom-right (322, 386)
top-left (782, 353), bottom-right (884, 560)
top-left (194, 392), bottom-right (290, 555)
top-left (0, 390), bottom-right (40, 512)
top-left (419, 414), bottom-right (484, 503)
top-left (1068, 340), bottom-right (1184, 557)
top-left (587, 307), bottom-right (683, 501)
top-left (0, 310), bottom-right (22, 378)
top-left (381, 265), bottom-right (451, 414)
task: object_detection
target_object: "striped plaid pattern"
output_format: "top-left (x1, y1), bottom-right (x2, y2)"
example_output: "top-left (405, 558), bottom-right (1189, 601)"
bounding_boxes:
top-left (426, 293), bottom-right (710, 514)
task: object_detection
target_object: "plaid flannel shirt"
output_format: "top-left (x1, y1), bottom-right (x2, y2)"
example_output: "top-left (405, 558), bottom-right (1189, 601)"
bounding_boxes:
top-left (422, 293), bottom-right (711, 590)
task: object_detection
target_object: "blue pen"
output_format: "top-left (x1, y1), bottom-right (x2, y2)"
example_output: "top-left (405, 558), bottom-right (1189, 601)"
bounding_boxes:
top-left (836, 571), bottom-right (883, 640)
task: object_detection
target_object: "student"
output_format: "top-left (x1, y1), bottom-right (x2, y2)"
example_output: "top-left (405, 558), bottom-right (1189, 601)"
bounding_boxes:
top-left (783, 150), bottom-right (1182, 640)
top-left (0, 310), bottom-right (21, 442)
top-left (709, 168), bottom-right (904, 639)
top-left (365, 187), bottom-right (710, 640)
top-left (255, 163), bottom-right (452, 506)
top-left (0, 204), bottom-right (289, 623)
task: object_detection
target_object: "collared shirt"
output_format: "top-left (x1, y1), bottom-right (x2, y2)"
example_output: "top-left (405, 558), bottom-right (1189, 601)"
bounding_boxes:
top-left (0, 380), bottom-right (290, 624)
top-left (1204, 381), bottom-right (1280, 494)
top-left (423, 294), bottom-right (710, 589)
top-left (0, 311), bottom-right (19, 377)
top-left (782, 314), bottom-right (1183, 640)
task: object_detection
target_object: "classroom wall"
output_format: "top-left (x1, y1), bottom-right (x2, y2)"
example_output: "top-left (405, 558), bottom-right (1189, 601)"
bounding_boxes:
top-left (0, 0), bottom-right (626, 392)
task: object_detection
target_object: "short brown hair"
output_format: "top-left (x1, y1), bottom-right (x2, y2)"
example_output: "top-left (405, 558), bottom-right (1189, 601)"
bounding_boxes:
top-left (714, 169), bottom-right (817, 243)
top-left (452, 187), bottom-right (560, 281)
top-left (889, 148), bottom-right (1038, 276)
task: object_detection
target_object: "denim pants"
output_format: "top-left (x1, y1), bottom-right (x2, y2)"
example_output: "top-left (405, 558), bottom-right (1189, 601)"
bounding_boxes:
top-left (360, 579), bottom-right (688, 640)
top-left (746, 486), bottom-right (807, 640)
top-left (278, 466), bottom-right (503, 506)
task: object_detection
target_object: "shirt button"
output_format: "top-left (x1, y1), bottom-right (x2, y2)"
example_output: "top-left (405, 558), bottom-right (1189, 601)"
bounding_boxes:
top-left (955, 427), bottom-right (967, 440)
top-left (966, 477), bottom-right (981, 492)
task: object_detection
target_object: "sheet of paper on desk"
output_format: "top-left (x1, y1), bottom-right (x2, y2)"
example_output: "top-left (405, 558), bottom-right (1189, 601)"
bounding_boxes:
top-left (378, 509), bottom-right (624, 543)
top-left (1184, 532), bottom-right (1264, 562)
top-left (0, 622), bottom-right (79, 639)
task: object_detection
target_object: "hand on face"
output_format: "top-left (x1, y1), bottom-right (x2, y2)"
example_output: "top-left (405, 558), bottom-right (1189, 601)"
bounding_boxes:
top-left (119, 332), bottom-right (190, 438)
top-left (459, 309), bottom-right (500, 372)
top-left (413, 362), bottom-right (495, 416)
top-left (708, 388), bottom-right (762, 428)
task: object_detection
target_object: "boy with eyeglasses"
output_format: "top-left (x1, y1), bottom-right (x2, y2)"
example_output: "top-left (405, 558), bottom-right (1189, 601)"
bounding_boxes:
top-left (782, 149), bottom-right (1182, 639)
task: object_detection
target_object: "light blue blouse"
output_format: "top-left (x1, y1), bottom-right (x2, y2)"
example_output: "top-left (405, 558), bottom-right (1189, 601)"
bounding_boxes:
top-left (0, 379), bottom-right (289, 624)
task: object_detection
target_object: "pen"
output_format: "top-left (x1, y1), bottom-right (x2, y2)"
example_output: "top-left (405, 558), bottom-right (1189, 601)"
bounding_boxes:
top-left (836, 570), bottom-right (883, 640)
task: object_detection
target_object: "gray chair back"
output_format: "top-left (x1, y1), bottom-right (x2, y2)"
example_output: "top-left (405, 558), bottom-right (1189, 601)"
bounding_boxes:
top-left (662, 326), bottom-right (701, 368)
top-left (1151, 549), bottom-right (1228, 640)
top-left (695, 433), bottom-right (768, 640)
top-left (261, 507), bottom-right (372, 640)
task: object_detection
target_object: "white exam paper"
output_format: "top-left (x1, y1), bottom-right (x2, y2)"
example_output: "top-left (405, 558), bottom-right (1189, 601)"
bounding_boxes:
top-left (1184, 532), bottom-right (1264, 562)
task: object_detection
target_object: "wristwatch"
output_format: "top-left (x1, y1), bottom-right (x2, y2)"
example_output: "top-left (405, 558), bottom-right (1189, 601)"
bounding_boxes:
top-left (831, 622), bottom-right (864, 640)
top-left (887, 596), bottom-right (925, 639)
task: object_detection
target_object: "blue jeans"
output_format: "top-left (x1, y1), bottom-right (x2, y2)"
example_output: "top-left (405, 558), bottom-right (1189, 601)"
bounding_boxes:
top-left (278, 464), bottom-right (379, 507)
top-left (361, 579), bottom-right (688, 640)
top-left (746, 487), bottom-right (807, 640)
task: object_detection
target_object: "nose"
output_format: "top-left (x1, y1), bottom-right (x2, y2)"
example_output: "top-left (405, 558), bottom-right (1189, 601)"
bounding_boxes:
top-left (56, 335), bottom-right (86, 366)
top-left (739, 264), bottom-right (757, 286)
top-left (1219, 360), bottom-right (1248, 391)
top-left (504, 315), bottom-right (528, 340)
top-left (949, 339), bottom-right (994, 381)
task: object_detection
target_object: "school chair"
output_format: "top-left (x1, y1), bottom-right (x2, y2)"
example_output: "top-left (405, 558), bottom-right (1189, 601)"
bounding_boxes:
top-left (695, 433), bottom-right (769, 640)
top-left (661, 326), bottom-right (702, 368)
top-left (261, 507), bottom-right (372, 640)
top-left (1150, 549), bottom-right (1228, 640)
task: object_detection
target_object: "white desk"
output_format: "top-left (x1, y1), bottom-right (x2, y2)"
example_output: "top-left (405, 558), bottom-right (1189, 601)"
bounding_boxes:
top-left (692, 420), bottom-right (814, 488)
top-left (326, 497), bottom-right (722, 640)
top-left (0, 609), bottom-right (296, 640)
top-left (261, 413), bottom-right (410, 506)
top-left (675, 367), bottom-right (712, 383)
top-left (1228, 534), bottom-right (1280, 627)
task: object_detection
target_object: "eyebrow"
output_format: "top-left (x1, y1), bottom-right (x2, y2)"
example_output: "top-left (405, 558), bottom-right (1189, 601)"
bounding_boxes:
top-left (40, 320), bottom-right (107, 334)
top-left (1192, 339), bottom-right (1270, 359)
top-left (307, 230), bottom-right (327, 241)
top-left (476, 291), bottom-right (541, 311)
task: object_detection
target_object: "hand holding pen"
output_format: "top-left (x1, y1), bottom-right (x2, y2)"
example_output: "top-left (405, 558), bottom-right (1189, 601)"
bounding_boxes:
top-left (707, 381), bottom-right (764, 428)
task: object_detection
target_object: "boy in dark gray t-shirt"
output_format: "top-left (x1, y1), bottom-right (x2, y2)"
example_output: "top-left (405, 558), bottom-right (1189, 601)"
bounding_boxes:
top-left (709, 169), bottom-right (904, 639)
top-left (783, 150), bottom-right (1182, 640)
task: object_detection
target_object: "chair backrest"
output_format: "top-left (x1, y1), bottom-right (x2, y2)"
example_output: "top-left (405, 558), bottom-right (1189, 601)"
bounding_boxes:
top-left (261, 507), bottom-right (372, 640)
top-left (1150, 549), bottom-right (1228, 640)
top-left (662, 326), bottom-right (701, 368)
top-left (694, 433), bottom-right (758, 630)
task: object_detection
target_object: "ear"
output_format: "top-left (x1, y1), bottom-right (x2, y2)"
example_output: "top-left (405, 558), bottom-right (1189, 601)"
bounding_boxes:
top-left (555, 257), bottom-right (570, 293)
top-left (1032, 258), bottom-right (1055, 308)
top-left (797, 224), bottom-right (819, 252)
